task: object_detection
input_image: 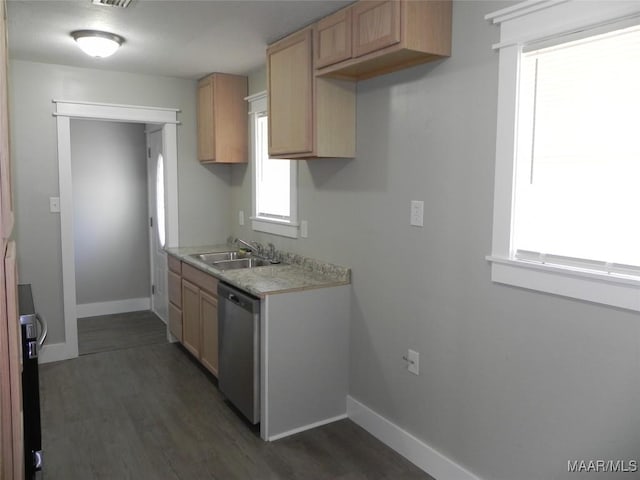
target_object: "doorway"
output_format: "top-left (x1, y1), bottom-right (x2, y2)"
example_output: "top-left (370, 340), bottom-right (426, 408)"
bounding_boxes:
top-left (47, 101), bottom-right (179, 363)
top-left (71, 120), bottom-right (151, 318)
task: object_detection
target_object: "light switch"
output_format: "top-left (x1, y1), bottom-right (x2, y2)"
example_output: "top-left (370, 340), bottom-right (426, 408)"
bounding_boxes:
top-left (410, 200), bottom-right (424, 227)
top-left (49, 197), bottom-right (61, 213)
top-left (407, 349), bottom-right (419, 375)
top-left (239, 210), bottom-right (245, 226)
top-left (300, 220), bottom-right (308, 238)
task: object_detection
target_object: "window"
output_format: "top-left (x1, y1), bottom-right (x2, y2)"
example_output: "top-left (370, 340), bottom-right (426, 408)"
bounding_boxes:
top-left (486, 1), bottom-right (640, 312)
top-left (514, 25), bottom-right (640, 267)
top-left (249, 92), bottom-right (298, 238)
top-left (255, 114), bottom-right (292, 220)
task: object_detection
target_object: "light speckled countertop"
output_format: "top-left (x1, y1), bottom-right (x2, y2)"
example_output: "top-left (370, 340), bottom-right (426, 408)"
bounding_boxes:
top-left (165, 244), bottom-right (350, 298)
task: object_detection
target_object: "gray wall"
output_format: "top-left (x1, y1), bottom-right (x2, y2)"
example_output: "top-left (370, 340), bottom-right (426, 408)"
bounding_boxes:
top-left (10, 60), bottom-right (231, 344)
top-left (231, 3), bottom-right (640, 480)
top-left (71, 120), bottom-right (149, 305)
top-left (248, 65), bottom-right (267, 95)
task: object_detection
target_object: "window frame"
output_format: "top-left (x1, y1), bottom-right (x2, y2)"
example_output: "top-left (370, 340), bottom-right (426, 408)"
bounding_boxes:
top-left (247, 91), bottom-right (299, 239)
top-left (486, 0), bottom-right (640, 312)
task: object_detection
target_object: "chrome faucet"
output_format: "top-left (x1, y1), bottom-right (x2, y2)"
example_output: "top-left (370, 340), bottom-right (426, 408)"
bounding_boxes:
top-left (236, 238), bottom-right (259, 254)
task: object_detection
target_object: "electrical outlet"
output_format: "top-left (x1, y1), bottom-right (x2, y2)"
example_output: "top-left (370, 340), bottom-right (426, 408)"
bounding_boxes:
top-left (239, 210), bottom-right (245, 226)
top-left (410, 200), bottom-right (424, 227)
top-left (407, 349), bottom-right (419, 375)
top-left (49, 197), bottom-right (60, 213)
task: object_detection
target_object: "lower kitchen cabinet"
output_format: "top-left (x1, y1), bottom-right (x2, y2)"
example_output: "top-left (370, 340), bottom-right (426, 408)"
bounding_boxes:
top-left (168, 266), bottom-right (182, 341)
top-left (167, 256), bottom-right (219, 377)
top-left (165, 249), bottom-right (351, 442)
top-left (200, 290), bottom-right (218, 376)
top-left (175, 263), bottom-right (220, 376)
top-left (181, 279), bottom-right (200, 358)
top-left (260, 284), bottom-right (350, 441)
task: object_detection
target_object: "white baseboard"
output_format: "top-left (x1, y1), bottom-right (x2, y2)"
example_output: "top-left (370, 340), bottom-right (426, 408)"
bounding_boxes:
top-left (76, 297), bottom-right (151, 318)
top-left (38, 341), bottom-right (76, 364)
top-left (347, 396), bottom-right (482, 480)
top-left (268, 413), bottom-right (348, 442)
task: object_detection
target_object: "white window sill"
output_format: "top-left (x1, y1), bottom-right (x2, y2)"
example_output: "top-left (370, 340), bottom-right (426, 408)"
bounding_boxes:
top-left (251, 217), bottom-right (299, 239)
top-left (486, 256), bottom-right (640, 312)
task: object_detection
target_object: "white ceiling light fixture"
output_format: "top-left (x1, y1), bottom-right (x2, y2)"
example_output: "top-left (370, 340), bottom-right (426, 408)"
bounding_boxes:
top-left (91, 0), bottom-right (133, 8)
top-left (71, 30), bottom-right (124, 58)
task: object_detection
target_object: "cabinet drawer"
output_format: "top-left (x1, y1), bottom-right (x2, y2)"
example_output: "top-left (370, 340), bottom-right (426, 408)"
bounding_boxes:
top-left (168, 255), bottom-right (181, 274)
top-left (182, 263), bottom-right (218, 296)
top-left (168, 270), bottom-right (182, 308)
top-left (169, 302), bottom-right (182, 342)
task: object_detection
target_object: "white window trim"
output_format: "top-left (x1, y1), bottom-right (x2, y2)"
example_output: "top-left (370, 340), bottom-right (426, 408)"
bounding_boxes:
top-left (247, 91), bottom-right (299, 239)
top-left (486, 0), bottom-right (640, 312)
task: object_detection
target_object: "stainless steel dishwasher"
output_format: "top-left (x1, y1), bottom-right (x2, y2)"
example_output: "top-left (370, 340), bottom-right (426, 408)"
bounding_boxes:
top-left (218, 282), bottom-right (261, 424)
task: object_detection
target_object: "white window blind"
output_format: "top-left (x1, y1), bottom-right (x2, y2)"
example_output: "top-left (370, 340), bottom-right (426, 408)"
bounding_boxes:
top-left (513, 24), bottom-right (640, 273)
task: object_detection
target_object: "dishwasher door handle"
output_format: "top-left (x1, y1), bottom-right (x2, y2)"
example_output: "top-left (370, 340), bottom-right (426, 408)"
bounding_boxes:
top-left (227, 293), bottom-right (240, 304)
top-left (36, 314), bottom-right (48, 347)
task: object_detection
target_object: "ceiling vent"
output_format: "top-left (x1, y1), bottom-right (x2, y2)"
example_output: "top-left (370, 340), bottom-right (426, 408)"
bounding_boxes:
top-left (91, 0), bottom-right (132, 8)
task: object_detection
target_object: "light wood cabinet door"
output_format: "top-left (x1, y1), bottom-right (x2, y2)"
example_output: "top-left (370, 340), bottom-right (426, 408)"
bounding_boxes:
top-left (173, 263), bottom-right (220, 376)
top-left (267, 28), bottom-right (313, 156)
top-left (315, 8), bottom-right (352, 69)
top-left (352, 0), bottom-right (401, 58)
top-left (0, 0), bottom-right (12, 241)
top-left (1, 241), bottom-right (22, 480)
top-left (200, 290), bottom-right (218, 376)
top-left (168, 302), bottom-right (182, 342)
top-left (197, 73), bottom-right (248, 164)
top-left (197, 79), bottom-right (214, 162)
top-left (181, 279), bottom-right (200, 357)
top-left (212, 74), bottom-right (248, 164)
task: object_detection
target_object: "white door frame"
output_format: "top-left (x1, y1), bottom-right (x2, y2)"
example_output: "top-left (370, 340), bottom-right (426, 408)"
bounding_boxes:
top-left (44, 100), bottom-right (180, 363)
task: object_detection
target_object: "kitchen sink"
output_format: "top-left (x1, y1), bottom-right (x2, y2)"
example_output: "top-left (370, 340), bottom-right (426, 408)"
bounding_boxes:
top-left (213, 258), bottom-right (273, 271)
top-left (192, 251), bottom-right (245, 264)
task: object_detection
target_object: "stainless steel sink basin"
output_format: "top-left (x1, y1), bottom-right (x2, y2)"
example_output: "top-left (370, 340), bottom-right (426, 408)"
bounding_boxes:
top-left (213, 258), bottom-right (273, 271)
top-left (192, 251), bottom-right (245, 264)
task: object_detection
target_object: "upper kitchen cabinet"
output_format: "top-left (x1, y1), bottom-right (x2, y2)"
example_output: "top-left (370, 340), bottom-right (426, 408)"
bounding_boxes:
top-left (197, 73), bottom-right (248, 164)
top-left (268, 29), bottom-right (313, 156)
top-left (352, 1), bottom-right (401, 57)
top-left (0, 0), bottom-right (13, 240)
top-left (267, 28), bottom-right (356, 159)
top-left (316, 0), bottom-right (452, 81)
top-left (315, 8), bottom-right (352, 69)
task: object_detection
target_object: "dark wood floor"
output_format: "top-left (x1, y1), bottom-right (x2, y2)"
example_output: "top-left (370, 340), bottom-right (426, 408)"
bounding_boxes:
top-left (77, 310), bottom-right (168, 355)
top-left (42, 319), bottom-right (433, 480)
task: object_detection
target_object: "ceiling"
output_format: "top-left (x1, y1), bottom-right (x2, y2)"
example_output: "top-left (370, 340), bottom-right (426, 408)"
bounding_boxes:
top-left (7, 0), bottom-right (352, 80)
